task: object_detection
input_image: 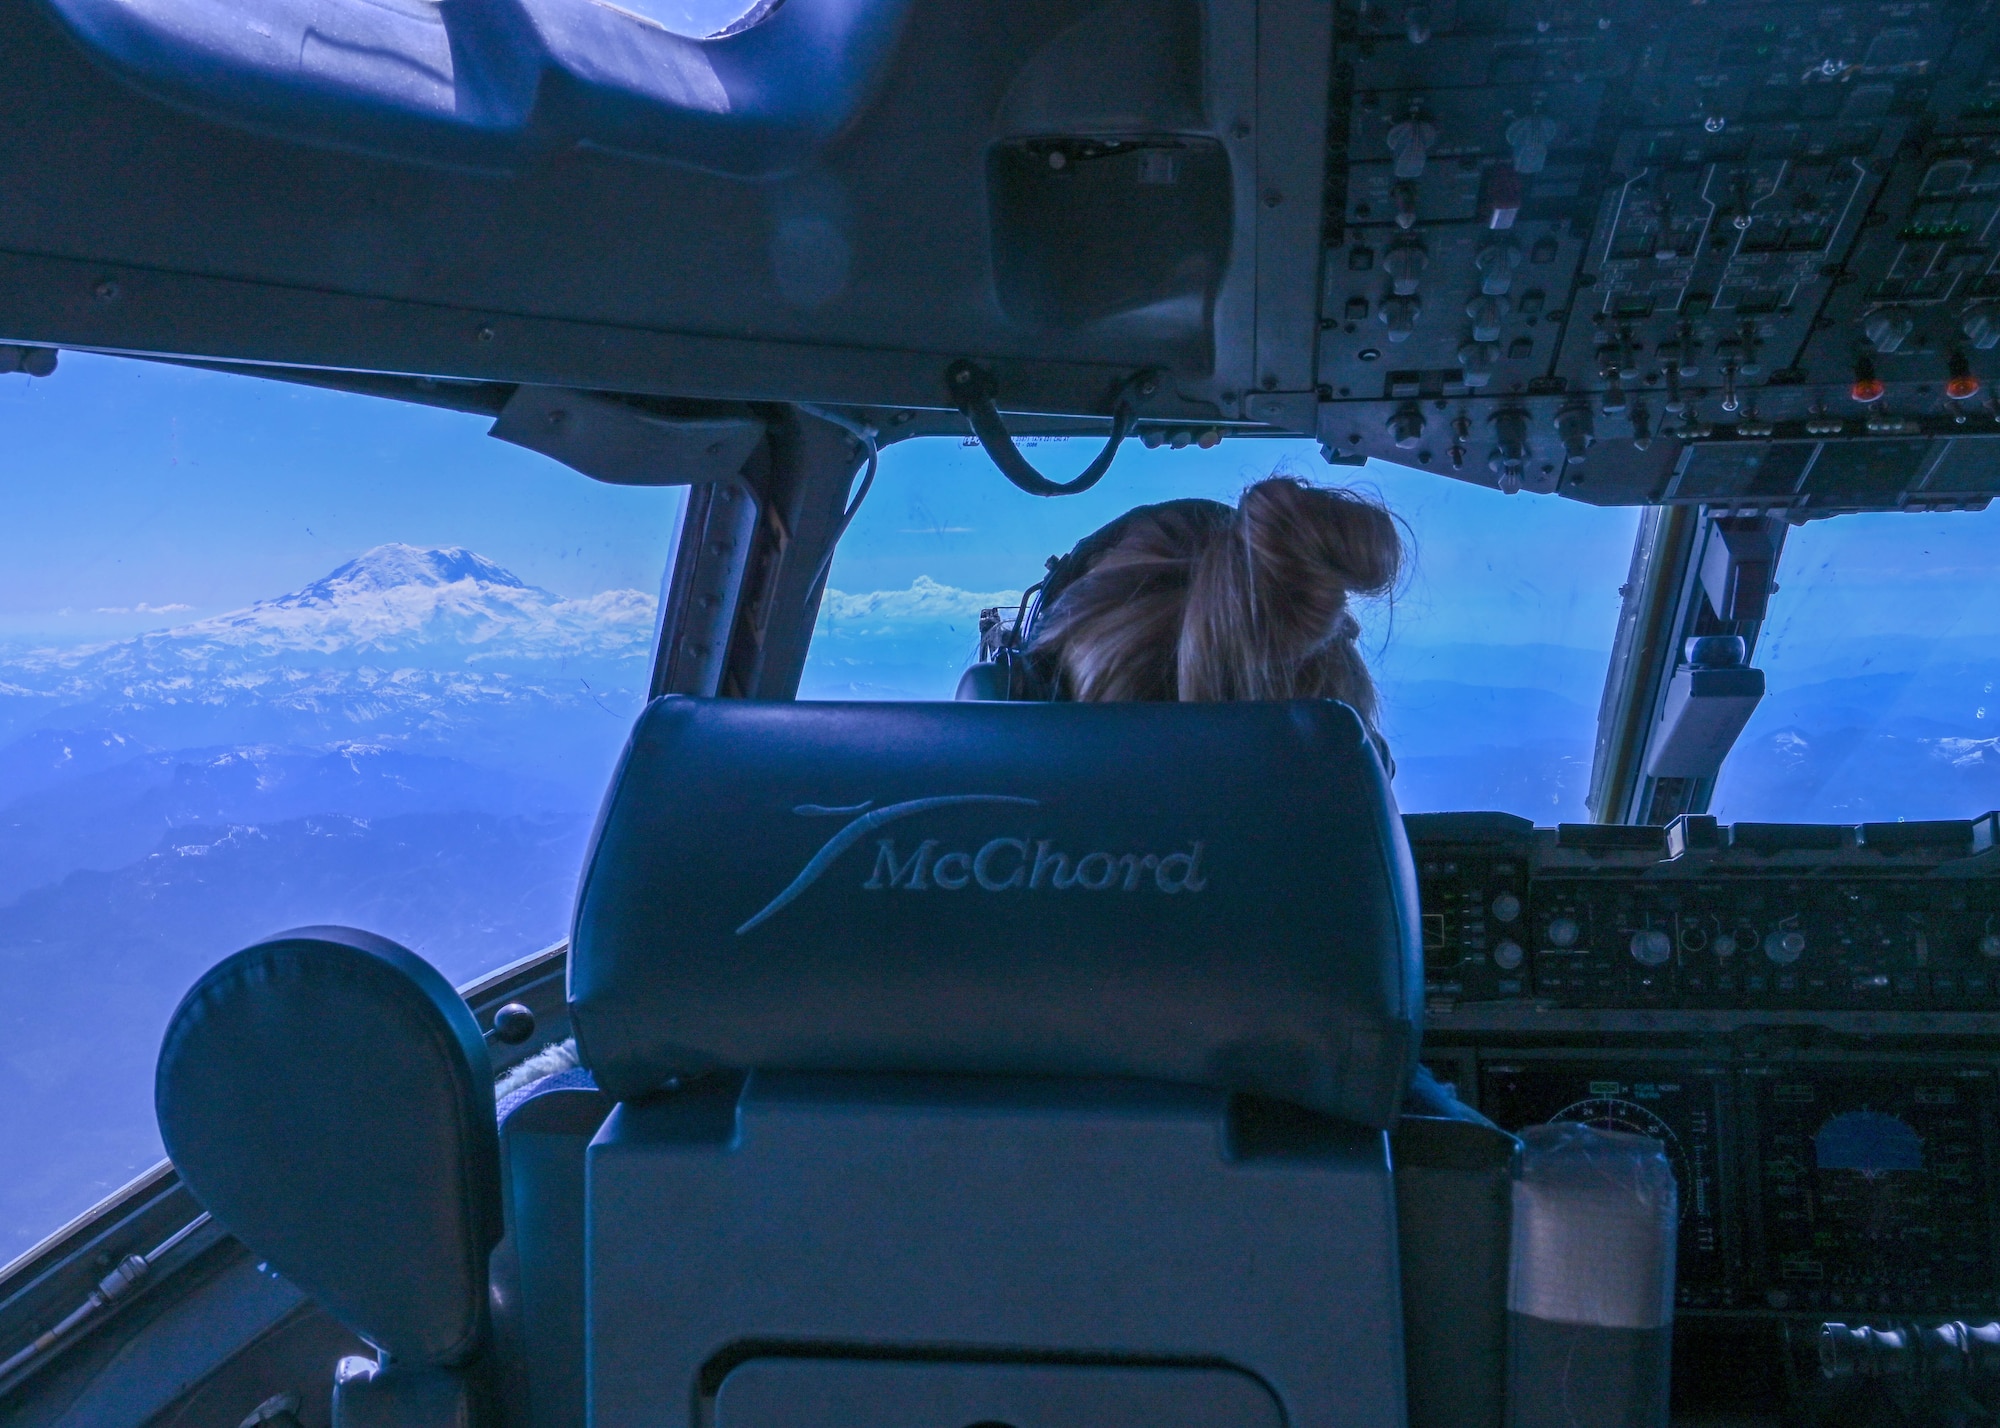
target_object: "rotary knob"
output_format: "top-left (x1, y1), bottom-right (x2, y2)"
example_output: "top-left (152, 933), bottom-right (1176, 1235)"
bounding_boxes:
top-left (1864, 307), bottom-right (1915, 355)
top-left (1980, 933), bottom-right (2000, 959)
top-left (1466, 295), bottom-right (1509, 343)
top-left (1630, 929), bottom-right (1673, 966)
top-left (1475, 239), bottom-right (1523, 296)
top-left (1491, 892), bottom-right (1522, 923)
top-left (1547, 916), bottom-right (1580, 948)
top-left (1764, 930), bottom-right (1807, 965)
top-left (1379, 294), bottom-right (1423, 342)
top-left (1712, 932), bottom-right (1738, 958)
top-left (1963, 306), bottom-right (2000, 352)
top-left (1384, 240), bottom-right (1429, 296)
top-left (1494, 940), bottom-right (1525, 970)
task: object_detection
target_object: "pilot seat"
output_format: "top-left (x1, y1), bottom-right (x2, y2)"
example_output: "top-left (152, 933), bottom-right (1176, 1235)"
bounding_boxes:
top-left (154, 696), bottom-right (1674, 1428)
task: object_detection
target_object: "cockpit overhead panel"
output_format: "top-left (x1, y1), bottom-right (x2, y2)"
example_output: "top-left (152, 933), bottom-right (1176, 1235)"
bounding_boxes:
top-left (1316, 0), bottom-right (2000, 515)
top-left (0, 0), bottom-right (1995, 517)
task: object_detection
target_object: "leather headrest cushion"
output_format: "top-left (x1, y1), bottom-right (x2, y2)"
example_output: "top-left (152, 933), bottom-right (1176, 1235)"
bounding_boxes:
top-left (570, 697), bottom-right (1422, 1127)
top-left (156, 928), bottom-right (501, 1366)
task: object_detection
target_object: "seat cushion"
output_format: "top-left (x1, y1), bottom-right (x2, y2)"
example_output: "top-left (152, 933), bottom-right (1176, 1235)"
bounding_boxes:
top-left (570, 696), bottom-right (1422, 1127)
top-left (156, 927), bottom-right (501, 1367)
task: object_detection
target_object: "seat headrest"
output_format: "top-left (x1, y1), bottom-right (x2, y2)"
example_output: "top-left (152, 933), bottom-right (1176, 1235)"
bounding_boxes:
top-left (570, 697), bottom-right (1421, 1127)
top-left (156, 928), bottom-right (501, 1367)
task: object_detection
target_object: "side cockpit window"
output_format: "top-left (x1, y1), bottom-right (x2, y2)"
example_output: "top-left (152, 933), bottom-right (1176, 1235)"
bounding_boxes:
top-left (0, 353), bottom-right (680, 1256)
top-left (1712, 506), bottom-right (2000, 822)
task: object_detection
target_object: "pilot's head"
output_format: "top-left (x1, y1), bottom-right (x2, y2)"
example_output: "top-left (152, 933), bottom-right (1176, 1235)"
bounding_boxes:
top-left (1028, 476), bottom-right (1404, 731)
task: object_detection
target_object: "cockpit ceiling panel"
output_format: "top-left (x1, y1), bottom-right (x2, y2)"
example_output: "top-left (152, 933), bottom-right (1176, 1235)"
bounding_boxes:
top-left (19, 0), bottom-right (2000, 513)
top-left (0, 0), bottom-right (1298, 424)
top-left (37, 0), bottom-right (916, 178)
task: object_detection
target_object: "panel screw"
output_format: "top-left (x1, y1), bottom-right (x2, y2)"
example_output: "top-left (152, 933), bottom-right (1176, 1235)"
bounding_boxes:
top-left (475, 325), bottom-right (495, 342)
top-left (94, 280), bottom-right (121, 302)
top-left (1263, 188), bottom-right (1284, 207)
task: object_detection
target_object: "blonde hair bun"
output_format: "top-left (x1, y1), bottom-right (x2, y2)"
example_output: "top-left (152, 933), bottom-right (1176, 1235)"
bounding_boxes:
top-left (1030, 476), bottom-right (1403, 721)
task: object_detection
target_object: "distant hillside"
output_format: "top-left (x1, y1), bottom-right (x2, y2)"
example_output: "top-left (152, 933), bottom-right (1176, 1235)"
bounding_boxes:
top-left (0, 546), bottom-right (648, 1255)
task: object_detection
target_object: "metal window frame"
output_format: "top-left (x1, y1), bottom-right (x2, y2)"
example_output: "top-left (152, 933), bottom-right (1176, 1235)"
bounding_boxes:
top-left (1589, 506), bottom-right (1787, 825)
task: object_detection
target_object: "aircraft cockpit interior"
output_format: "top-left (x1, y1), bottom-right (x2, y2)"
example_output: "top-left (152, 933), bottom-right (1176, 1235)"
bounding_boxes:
top-left (1, 1), bottom-right (1997, 1426)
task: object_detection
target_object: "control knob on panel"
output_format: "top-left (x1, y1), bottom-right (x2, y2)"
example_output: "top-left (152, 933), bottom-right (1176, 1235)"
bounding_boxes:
top-left (1505, 112), bottom-right (1558, 175)
top-left (1963, 306), bottom-right (2000, 352)
top-left (1629, 929), bottom-right (1673, 966)
top-left (1475, 240), bottom-right (1523, 296)
top-left (1547, 916), bottom-right (1580, 948)
top-left (1487, 405), bottom-right (1527, 485)
top-left (1712, 932), bottom-right (1739, 958)
top-left (1466, 295), bottom-right (1509, 343)
top-left (1387, 108), bottom-right (1438, 179)
top-left (1556, 402), bottom-right (1594, 464)
top-left (1380, 294), bottom-right (1422, 341)
top-left (1460, 341), bottom-right (1498, 390)
top-left (1864, 308), bottom-right (1915, 355)
top-left (1763, 929), bottom-right (1806, 965)
top-left (1384, 240), bottom-right (1428, 296)
top-left (1490, 891), bottom-right (1522, 923)
top-left (1388, 405), bottom-right (1426, 449)
top-left (1493, 940), bottom-right (1525, 970)
top-left (1981, 932), bottom-right (2000, 959)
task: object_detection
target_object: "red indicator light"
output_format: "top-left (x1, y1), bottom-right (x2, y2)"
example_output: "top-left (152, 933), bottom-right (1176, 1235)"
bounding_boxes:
top-left (1850, 356), bottom-right (1884, 403)
top-left (1947, 373), bottom-right (1982, 400)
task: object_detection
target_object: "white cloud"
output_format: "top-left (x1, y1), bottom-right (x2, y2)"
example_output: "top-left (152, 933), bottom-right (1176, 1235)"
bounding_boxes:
top-left (94, 602), bottom-right (193, 615)
top-left (819, 575), bottom-right (1020, 623)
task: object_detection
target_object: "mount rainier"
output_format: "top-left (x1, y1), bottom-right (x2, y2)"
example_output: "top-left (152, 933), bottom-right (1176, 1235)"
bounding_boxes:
top-left (0, 544), bottom-right (658, 770)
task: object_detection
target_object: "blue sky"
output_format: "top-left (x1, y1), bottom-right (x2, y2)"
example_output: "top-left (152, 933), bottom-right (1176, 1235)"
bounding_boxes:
top-left (0, 354), bottom-right (681, 644)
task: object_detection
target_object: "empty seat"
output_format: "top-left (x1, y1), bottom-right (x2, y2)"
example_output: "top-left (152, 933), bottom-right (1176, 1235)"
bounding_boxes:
top-left (155, 927), bottom-right (502, 1428)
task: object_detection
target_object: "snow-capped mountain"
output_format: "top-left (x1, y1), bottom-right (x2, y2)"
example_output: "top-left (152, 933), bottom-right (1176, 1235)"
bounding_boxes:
top-left (6, 543), bottom-right (655, 675)
top-left (0, 546), bottom-right (657, 755)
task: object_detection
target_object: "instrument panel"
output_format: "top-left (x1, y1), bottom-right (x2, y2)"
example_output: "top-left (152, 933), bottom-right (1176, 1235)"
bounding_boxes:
top-left (1413, 812), bottom-right (2000, 1323)
top-left (1316, 0), bottom-right (2000, 518)
top-left (1434, 1051), bottom-right (2000, 1319)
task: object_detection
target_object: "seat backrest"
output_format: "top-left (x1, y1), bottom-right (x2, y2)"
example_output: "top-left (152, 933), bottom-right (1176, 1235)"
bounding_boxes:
top-left (569, 695), bottom-right (1422, 1127)
top-left (156, 928), bottom-right (501, 1369)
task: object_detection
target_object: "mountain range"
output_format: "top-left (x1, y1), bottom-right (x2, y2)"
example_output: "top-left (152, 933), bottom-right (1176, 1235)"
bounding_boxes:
top-left (0, 546), bottom-right (654, 1255)
top-left (0, 544), bottom-right (655, 790)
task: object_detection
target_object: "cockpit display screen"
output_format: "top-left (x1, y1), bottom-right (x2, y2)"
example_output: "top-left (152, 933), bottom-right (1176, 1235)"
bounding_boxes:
top-left (1477, 1059), bottom-right (1732, 1308)
top-left (1744, 1067), bottom-right (2000, 1317)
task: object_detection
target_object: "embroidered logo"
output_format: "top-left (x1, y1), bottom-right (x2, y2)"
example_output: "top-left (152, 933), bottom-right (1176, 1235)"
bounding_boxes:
top-left (734, 796), bottom-right (1209, 935)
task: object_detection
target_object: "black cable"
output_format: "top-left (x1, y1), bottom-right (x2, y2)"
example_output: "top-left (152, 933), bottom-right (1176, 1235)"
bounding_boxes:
top-left (946, 361), bottom-right (1156, 497)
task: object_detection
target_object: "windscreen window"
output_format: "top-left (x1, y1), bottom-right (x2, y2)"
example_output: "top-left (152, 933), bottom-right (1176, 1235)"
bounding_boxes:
top-left (800, 437), bottom-right (1640, 822)
top-left (1712, 507), bottom-right (2000, 823)
top-left (0, 355), bottom-right (678, 1257)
